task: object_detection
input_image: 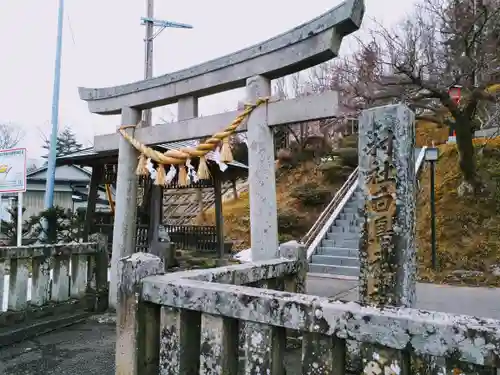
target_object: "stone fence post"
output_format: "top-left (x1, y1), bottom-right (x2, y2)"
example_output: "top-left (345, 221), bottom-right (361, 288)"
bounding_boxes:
top-left (115, 252), bottom-right (164, 375)
top-left (88, 232), bottom-right (109, 312)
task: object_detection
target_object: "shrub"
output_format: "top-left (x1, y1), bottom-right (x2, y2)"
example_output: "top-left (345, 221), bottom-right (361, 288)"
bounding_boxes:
top-left (319, 161), bottom-right (354, 184)
top-left (331, 148), bottom-right (358, 168)
top-left (277, 148), bottom-right (296, 169)
top-left (341, 135), bottom-right (358, 149)
top-left (277, 208), bottom-right (305, 235)
top-left (290, 182), bottom-right (332, 206)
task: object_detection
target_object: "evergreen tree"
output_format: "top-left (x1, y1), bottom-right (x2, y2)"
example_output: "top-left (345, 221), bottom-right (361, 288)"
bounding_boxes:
top-left (0, 206), bottom-right (31, 246)
top-left (43, 126), bottom-right (83, 157)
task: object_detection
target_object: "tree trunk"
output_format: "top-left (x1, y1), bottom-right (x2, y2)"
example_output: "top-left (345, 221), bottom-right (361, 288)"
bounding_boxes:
top-left (455, 120), bottom-right (478, 193)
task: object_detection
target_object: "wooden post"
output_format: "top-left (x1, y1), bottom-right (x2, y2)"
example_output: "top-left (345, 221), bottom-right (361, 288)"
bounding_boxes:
top-left (231, 179), bottom-right (238, 200)
top-left (115, 252), bottom-right (164, 375)
top-left (148, 185), bottom-right (162, 255)
top-left (213, 172), bottom-right (225, 258)
top-left (89, 232), bottom-right (110, 312)
top-left (195, 188), bottom-right (204, 219)
top-left (83, 164), bottom-right (104, 242)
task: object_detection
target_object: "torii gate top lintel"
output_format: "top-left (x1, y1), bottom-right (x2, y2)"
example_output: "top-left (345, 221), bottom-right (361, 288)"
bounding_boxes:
top-left (78, 0), bottom-right (364, 115)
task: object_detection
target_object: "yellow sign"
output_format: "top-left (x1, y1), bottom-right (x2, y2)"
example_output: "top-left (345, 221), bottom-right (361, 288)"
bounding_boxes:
top-left (0, 148), bottom-right (27, 193)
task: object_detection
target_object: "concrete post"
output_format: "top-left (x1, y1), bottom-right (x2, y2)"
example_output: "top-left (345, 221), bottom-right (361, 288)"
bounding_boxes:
top-left (246, 75), bottom-right (279, 261)
top-left (116, 252), bottom-right (164, 375)
top-left (178, 96), bottom-right (198, 120)
top-left (358, 104), bottom-right (416, 308)
top-left (109, 106), bottom-right (142, 310)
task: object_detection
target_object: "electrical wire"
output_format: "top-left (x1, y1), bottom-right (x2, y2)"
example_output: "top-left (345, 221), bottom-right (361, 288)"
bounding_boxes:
top-left (66, 12), bottom-right (76, 46)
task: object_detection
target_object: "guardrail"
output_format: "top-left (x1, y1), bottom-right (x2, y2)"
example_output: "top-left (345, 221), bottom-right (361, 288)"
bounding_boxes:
top-left (303, 147), bottom-right (428, 261)
top-left (0, 233), bottom-right (108, 346)
top-left (301, 166), bottom-right (359, 249)
top-left (115, 247), bottom-right (500, 375)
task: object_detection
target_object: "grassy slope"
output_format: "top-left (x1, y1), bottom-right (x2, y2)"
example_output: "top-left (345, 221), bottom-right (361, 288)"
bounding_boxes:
top-left (200, 161), bottom-right (342, 250)
top-left (417, 139), bottom-right (500, 286)
top-left (202, 131), bottom-right (500, 287)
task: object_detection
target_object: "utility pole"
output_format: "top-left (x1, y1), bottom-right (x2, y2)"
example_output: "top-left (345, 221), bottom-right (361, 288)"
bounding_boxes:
top-left (139, 6), bottom-right (193, 249)
top-left (44, 0), bottom-right (64, 210)
top-left (141, 3), bottom-right (193, 128)
top-left (41, 0), bottom-right (64, 241)
top-left (143, 0), bottom-right (154, 127)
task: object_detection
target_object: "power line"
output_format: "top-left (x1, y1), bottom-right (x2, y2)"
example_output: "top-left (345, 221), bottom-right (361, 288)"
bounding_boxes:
top-left (66, 12), bottom-right (76, 46)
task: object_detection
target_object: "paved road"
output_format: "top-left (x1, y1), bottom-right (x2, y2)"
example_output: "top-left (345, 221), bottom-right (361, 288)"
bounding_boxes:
top-left (2, 277), bottom-right (500, 374)
top-left (307, 276), bottom-right (500, 319)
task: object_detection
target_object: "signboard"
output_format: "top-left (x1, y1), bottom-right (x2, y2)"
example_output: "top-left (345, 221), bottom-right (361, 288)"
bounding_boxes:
top-left (0, 148), bottom-right (27, 193)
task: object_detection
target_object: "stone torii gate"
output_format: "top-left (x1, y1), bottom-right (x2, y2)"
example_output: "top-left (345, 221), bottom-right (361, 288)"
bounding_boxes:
top-left (80, 0), bottom-right (365, 308)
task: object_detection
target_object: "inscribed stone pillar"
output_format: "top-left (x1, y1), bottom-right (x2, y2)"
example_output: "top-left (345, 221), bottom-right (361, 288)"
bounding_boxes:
top-left (358, 104), bottom-right (416, 308)
top-left (246, 75), bottom-right (279, 261)
top-left (109, 106), bottom-right (142, 310)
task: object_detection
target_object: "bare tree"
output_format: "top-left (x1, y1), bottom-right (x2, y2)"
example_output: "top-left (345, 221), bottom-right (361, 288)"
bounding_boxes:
top-left (382, 0), bottom-right (499, 193)
top-left (0, 123), bottom-right (24, 150)
top-left (313, 0), bottom-right (500, 194)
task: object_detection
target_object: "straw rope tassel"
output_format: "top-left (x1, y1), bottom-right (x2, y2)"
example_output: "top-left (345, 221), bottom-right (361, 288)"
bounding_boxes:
top-left (220, 137), bottom-right (234, 163)
top-left (197, 155), bottom-right (210, 180)
top-left (178, 165), bottom-right (188, 186)
top-left (136, 154), bottom-right (149, 176)
top-left (118, 97), bottom-right (269, 181)
top-left (155, 164), bottom-right (166, 185)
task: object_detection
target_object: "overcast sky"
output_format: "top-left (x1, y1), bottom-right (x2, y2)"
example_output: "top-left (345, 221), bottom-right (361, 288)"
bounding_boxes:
top-left (0, 0), bottom-right (416, 159)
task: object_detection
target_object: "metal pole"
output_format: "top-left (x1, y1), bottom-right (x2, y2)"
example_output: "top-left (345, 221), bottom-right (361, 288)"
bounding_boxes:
top-left (430, 161), bottom-right (437, 269)
top-left (0, 193), bottom-right (3, 236)
top-left (143, 0), bottom-right (154, 127)
top-left (17, 192), bottom-right (23, 246)
top-left (44, 0), bottom-right (65, 209)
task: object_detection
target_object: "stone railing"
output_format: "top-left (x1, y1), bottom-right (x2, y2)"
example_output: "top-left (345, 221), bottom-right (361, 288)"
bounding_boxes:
top-left (115, 245), bottom-right (500, 375)
top-left (0, 233), bottom-right (108, 346)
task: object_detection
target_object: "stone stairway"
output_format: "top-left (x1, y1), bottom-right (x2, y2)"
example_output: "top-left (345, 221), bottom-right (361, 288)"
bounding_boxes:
top-left (309, 189), bottom-right (362, 277)
top-left (308, 147), bottom-right (424, 278)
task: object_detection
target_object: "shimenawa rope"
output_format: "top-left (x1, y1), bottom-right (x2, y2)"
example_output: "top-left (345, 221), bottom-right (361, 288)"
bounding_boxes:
top-left (105, 97), bottom-right (270, 214)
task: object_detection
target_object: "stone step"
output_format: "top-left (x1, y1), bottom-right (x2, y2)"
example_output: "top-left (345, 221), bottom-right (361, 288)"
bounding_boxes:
top-left (342, 207), bottom-right (357, 214)
top-left (334, 219), bottom-right (358, 228)
top-left (339, 213), bottom-right (357, 221)
top-left (311, 255), bottom-right (360, 267)
top-left (329, 226), bottom-right (360, 234)
top-left (317, 246), bottom-right (359, 258)
top-left (344, 200), bottom-right (362, 208)
top-left (308, 263), bottom-right (360, 277)
top-left (325, 231), bottom-right (359, 241)
top-left (323, 237), bottom-right (359, 248)
top-left (336, 220), bottom-right (364, 228)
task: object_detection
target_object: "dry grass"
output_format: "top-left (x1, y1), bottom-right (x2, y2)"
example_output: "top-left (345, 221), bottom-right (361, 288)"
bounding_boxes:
top-left (417, 138), bottom-right (500, 286)
top-left (416, 121), bottom-right (450, 147)
top-left (199, 161), bottom-right (342, 250)
top-left (200, 131), bottom-right (500, 287)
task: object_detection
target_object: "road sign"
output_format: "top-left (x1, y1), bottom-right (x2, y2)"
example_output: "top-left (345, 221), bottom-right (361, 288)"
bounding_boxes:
top-left (0, 148), bottom-right (27, 193)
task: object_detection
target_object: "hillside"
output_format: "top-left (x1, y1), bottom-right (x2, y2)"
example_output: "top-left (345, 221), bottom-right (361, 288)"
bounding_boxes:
top-left (199, 135), bottom-right (358, 250)
top-left (417, 138), bottom-right (500, 286)
top-left (201, 134), bottom-right (500, 287)
top-left (200, 161), bottom-right (344, 250)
